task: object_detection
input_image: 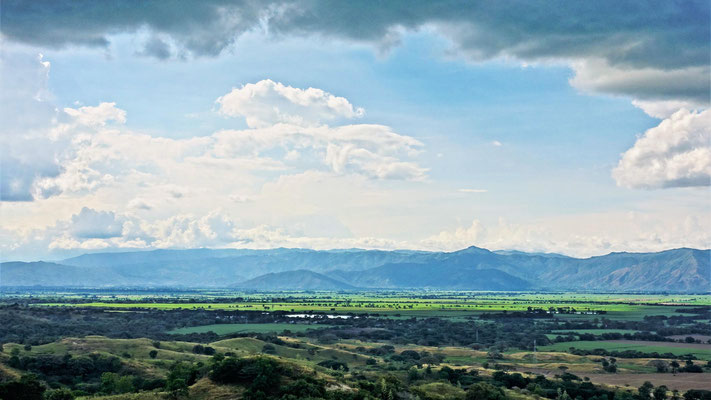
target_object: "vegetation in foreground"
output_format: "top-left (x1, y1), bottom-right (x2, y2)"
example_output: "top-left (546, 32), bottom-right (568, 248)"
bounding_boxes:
top-left (0, 291), bottom-right (710, 399)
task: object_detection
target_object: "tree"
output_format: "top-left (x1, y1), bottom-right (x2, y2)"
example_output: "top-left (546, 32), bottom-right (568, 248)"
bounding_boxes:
top-left (615, 390), bottom-right (635, 400)
top-left (557, 389), bottom-right (572, 400)
top-left (638, 382), bottom-right (654, 399)
top-left (466, 382), bottom-right (506, 400)
top-left (101, 372), bottom-right (118, 394)
top-left (670, 361), bottom-right (680, 374)
top-left (149, 350), bottom-right (158, 359)
top-left (44, 388), bottom-right (75, 400)
top-left (166, 377), bottom-right (188, 400)
top-left (0, 375), bottom-right (46, 400)
top-left (317, 360), bottom-right (349, 371)
top-left (407, 367), bottom-right (419, 382)
top-left (653, 386), bottom-right (668, 400)
top-left (116, 375), bottom-right (135, 394)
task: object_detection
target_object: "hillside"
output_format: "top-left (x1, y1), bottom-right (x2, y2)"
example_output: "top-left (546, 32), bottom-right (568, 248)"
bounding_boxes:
top-left (329, 263), bottom-right (531, 290)
top-left (1, 247), bottom-right (709, 292)
top-left (236, 270), bottom-right (355, 290)
top-left (0, 260), bottom-right (245, 288)
top-left (0, 261), bottom-right (123, 287)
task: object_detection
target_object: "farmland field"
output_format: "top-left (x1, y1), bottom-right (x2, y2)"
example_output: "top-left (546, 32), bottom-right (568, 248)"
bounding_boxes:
top-left (36, 291), bottom-right (711, 320)
top-left (539, 340), bottom-right (711, 360)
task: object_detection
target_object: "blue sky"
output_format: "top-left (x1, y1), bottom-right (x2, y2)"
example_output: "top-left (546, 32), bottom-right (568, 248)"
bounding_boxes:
top-left (1, 1), bottom-right (709, 260)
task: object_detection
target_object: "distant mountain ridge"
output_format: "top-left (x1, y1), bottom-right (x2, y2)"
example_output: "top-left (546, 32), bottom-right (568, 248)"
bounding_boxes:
top-left (1, 247), bottom-right (709, 292)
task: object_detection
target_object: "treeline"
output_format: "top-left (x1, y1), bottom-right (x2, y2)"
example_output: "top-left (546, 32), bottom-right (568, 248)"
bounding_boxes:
top-left (550, 332), bottom-right (673, 343)
top-left (567, 348), bottom-right (699, 360)
top-left (0, 304), bottom-right (336, 345)
top-left (303, 316), bottom-right (554, 350)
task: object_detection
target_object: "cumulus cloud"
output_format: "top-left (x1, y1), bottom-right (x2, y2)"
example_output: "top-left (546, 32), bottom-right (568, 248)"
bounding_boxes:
top-left (216, 79), bottom-right (364, 128)
top-left (1, 61), bottom-right (426, 208)
top-left (70, 207), bottom-right (124, 238)
top-left (63, 102), bottom-right (127, 126)
top-left (421, 213), bottom-right (711, 258)
top-left (632, 99), bottom-right (707, 119)
top-left (2, 1), bottom-right (707, 101)
top-left (613, 109), bottom-right (711, 189)
top-left (7, 204), bottom-right (708, 260)
top-left (213, 81), bottom-right (425, 179)
top-left (0, 51), bottom-right (68, 201)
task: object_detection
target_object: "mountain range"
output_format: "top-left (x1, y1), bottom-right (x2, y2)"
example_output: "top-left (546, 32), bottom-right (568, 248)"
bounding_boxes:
top-left (1, 247), bottom-right (709, 292)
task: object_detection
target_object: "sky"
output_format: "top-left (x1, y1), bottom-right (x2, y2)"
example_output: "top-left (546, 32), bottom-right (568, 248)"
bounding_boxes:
top-left (1, 0), bottom-right (709, 261)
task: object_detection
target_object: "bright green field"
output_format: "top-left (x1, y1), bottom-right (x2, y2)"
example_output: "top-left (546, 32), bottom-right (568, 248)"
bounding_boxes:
top-left (539, 340), bottom-right (711, 360)
top-left (36, 292), bottom-right (710, 319)
top-left (168, 323), bottom-right (327, 335)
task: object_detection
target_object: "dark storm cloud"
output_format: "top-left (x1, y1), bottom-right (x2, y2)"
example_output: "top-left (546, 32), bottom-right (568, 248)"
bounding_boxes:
top-left (1, 0), bottom-right (269, 56)
top-left (138, 35), bottom-right (172, 59)
top-left (1, 0), bottom-right (709, 100)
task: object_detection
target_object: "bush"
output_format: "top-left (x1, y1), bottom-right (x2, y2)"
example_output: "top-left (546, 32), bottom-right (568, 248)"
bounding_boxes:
top-left (0, 375), bottom-right (45, 400)
top-left (317, 360), bottom-right (349, 372)
top-left (683, 390), bottom-right (711, 400)
top-left (466, 382), bottom-right (506, 400)
top-left (44, 388), bottom-right (75, 400)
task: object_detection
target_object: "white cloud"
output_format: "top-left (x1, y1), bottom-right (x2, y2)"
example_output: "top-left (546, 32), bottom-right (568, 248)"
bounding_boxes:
top-left (0, 62), bottom-right (432, 259)
top-left (211, 119), bottom-right (426, 180)
top-left (421, 212), bottom-right (711, 258)
top-left (63, 102), bottom-right (127, 126)
top-left (216, 79), bottom-right (364, 128)
top-left (1, 51), bottom-right (63, 201)
top-left (613, 109), bottom-right (711, 189)
top-left (2, 63), bottom-right (426, 206)
top-left (631, 99), bottom-right (707, 119)
top-left (127, 198), bottom-right (153, 210)
top-left (69, 207), bottom-right (124, 239)
top-left (491, 140), bottom-right (502, 147)
top-left (2, 51), bottom-right (708, 261)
